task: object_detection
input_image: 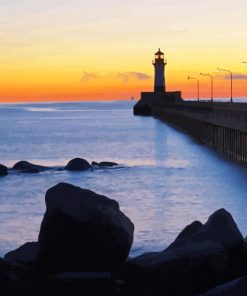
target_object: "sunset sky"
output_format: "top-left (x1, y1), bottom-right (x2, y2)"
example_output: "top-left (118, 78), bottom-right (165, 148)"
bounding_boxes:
top-left (0, 0), bottom-right (247, 102)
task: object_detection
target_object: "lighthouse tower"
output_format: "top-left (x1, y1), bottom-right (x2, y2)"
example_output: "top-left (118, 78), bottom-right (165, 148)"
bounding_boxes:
top-left (152, 49), bottom-right (167, 93)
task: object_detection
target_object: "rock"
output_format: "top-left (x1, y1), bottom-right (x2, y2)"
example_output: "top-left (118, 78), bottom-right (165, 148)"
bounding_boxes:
top-left (65, 158), bottom-right (91, 171)
top-left (189, 208), bottom-right (243, 248)
top-left (21, 168), bottom-right (40, 174)
top-left (37, 183), bottom-right (134, 273)
top-left (0, 164), bottom-right (8, 176)
top-left (47, 271), bottom-right (122, 296)
top-left (4, 242), bottom-right (39, 265)
top-left (124, 209), bottom-right (243, 296)
top-left (166, 220), bottom-right (203, 250)
top-left (52, 271), bottom-right (112, 281)
top-left (201, 276), bottom-right (247, 295)
top-left (12, 161), bottom-right (49, 173)
top-left (0, 257), bottom-right (32, 295)
top-left (92, 161), bottom-right (118, 167)
top-left (128, 209), bottom-right (243, 271)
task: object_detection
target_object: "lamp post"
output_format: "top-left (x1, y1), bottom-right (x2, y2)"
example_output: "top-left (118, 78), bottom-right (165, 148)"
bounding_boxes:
top-left (241, 61), bottom-right (247, 66)
top-left (188, 76), bottom-right (200, 102)
top-left (200, 73), bottom-right (213, 103)
top-left (217, 67), bottom-right (233, 103)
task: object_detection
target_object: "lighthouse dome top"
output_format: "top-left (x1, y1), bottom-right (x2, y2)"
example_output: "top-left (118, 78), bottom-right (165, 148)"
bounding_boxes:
top-left (155, 48), bottom-right (164, 55)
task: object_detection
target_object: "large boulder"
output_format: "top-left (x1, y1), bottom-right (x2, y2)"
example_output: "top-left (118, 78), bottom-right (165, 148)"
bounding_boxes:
top-left (0, 164), bottom-right (8, 176)
top-left (4, 242), bottom-right (39, 265)
top-left (37, 183), bottom-right (134, 273)
top-left (12, 161), bottom-right (49, 173)
top-left (65, 158), bottom-right (91, 171)
top-left (124, 209), bottom-right (243, 296)
top-left (129, 209), bottom-right (243, 271)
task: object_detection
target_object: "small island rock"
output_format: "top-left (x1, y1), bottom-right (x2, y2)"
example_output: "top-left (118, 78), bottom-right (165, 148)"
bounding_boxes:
top-left (65, 158), bottom-right (91, 171)
top-left (12, 161), bottom-right (49, 173)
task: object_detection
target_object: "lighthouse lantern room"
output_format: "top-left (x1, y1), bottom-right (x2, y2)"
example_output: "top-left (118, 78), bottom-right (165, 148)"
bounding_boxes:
top-left (152, 48), bottom-right (167, 93)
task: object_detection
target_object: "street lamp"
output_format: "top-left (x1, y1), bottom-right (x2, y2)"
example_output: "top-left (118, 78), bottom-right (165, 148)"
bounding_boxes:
top-left (241, 61), bottom-right (247, 66)
top-left (217, 67), bottom-right (233, 103)
top-left (188, 76), bottom-right (200, 102)
top-left (200, 73), bottom-right (213, 103)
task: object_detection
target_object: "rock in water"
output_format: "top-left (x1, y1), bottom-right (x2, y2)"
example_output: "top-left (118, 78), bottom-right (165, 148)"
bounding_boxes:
top-left (65, 158), bottom-right (91, 171)
top-left (98, 161), bottom-right (118, 167)
top-left (0, 164), bottom-right (8, 176)
top-left (12, 161), bottom-right (49, 173)
top-left (92, 161), bottom-right (118, 167)
top-left (37, 183), bottom-right (134, 273)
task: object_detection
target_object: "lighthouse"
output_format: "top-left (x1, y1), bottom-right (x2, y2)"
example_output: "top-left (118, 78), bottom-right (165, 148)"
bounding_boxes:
top-left (152, 48), bottom-right (166, 93)
top-left (134, 49), bottom-right (182, 115)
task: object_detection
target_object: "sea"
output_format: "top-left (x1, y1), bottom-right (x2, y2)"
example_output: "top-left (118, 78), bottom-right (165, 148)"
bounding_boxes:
top-left (1, 100), bottom-right (247, 258)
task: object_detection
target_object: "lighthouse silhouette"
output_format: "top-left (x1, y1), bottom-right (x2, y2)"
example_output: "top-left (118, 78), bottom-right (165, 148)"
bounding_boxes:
top-left (133, 49), bottom-right (182, 115)
top-left (152, 48), bottom-right (167, 93)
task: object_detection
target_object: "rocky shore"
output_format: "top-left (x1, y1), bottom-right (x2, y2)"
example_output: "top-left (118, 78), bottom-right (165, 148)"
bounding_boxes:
top-left (2, 182), bottom-right (247, 295)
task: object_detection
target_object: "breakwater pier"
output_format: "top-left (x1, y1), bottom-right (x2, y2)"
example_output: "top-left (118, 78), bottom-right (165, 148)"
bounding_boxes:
top-left (134, 100), bottom-right (247, 164)
top-left (134, 49), bottom-right (247, 164)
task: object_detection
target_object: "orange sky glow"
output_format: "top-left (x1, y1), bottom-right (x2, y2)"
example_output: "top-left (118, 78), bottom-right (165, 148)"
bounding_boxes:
top-left (0, 0), bottom-right (247, 102)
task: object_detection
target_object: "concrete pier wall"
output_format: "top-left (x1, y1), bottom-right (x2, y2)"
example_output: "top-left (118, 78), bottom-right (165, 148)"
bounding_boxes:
top-left (151, 102), bottom-right (247, 164)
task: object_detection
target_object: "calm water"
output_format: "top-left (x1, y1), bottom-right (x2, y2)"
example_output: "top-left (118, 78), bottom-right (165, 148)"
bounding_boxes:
top-left (1, 100), bottom-right (247, 257)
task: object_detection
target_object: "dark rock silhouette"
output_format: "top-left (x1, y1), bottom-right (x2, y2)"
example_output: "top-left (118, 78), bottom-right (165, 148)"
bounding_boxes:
top-left (0, 257), bottom-right (31, 295)
top-left (0, 164), bottom-right (8, 176)
top-left (65, 158), bottom-right (91, 171)
top-left (201, 276), bottom-right (247, 295)
top-left (12, 161), bottom-right (49, 173)
top-left (166, 220), bottom-right (203, 250)
top-left (124, 208), bottom-right (244, 296)
top-left (3, 205), bottom-right (247, 295)
top-left (4, 242), bottom-right (38, 265)
top-left (92, 161), bottom-right (118, 167)
top-left (47, 271), bottom-right (122, 296)
top-left (37, 183), bottom-right (134, 273)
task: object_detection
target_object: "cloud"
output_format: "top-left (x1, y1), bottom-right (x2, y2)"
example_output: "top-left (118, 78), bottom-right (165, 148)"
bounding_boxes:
top-left (81, 71), bottom-right (152, 83)
top-left (224, 73), bottom-right (247, 80)
top-left (117, 72), bottom-right (152, 83)
top-left (81, 72), bottom-right (99, 82)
